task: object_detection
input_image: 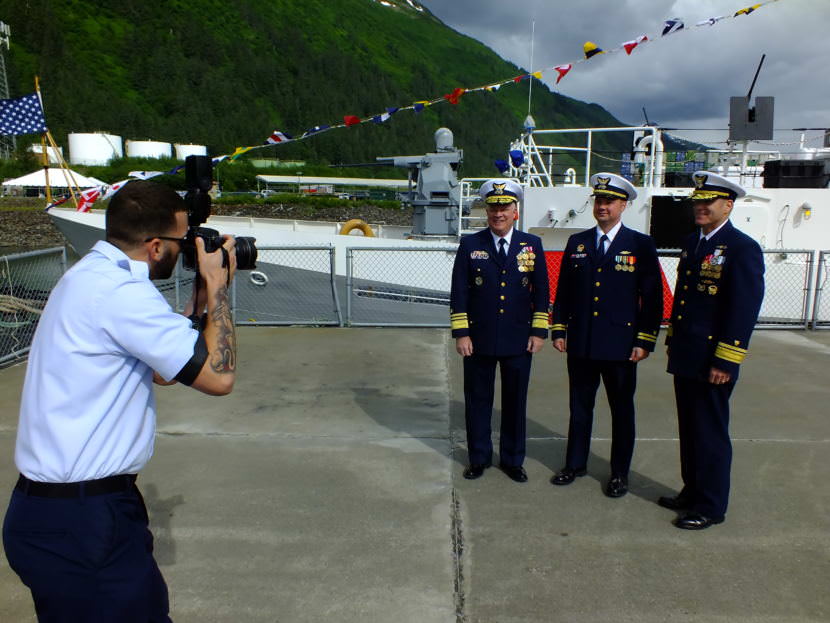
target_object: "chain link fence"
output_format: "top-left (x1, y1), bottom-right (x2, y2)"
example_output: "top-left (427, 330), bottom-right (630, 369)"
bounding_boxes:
top-left (0, 247), bottom-right (67, 366)
top-left (2, 244), bottom-right (826, 367)
top-left (159, 246), bottom-right (342, 326)
top-left (234, 246), bottom-right (341, 326)
top-left (812, 251), bottom-right (830, 329)
top-left (346, 247), bottom-right (457, 326)
top-left (758, 250), bottom-right (814, 328)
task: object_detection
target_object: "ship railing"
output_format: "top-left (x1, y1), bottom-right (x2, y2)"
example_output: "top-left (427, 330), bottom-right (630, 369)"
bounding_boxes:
top-left (508, 125), bottom-right (663, 190)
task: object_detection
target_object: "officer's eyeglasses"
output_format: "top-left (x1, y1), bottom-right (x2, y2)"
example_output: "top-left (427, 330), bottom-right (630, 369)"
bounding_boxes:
top-left (145, 235), bottom-right (188, 246)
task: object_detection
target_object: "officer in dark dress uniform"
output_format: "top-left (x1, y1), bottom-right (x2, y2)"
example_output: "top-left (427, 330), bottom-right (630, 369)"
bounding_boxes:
top-left (661, 171), bottom-right (765, 529)
top-left (450, 179), bottom-right (550, 483)
top-left (550, 173), bottom-right (662, 497)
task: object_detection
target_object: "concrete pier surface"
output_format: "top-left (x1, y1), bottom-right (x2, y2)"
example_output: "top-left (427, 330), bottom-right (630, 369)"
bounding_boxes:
top-left (1, 328), bottom-right (828, 622)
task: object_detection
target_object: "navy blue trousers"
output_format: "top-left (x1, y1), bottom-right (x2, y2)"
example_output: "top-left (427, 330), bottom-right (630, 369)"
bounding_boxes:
top-left (463, 351), bottom-right (532, 467)
top-left (673, 375), bottom-right (735, 520)
top-left (3, 484), bottom-right (171, 623)
top-left (564, 356), bottom-right (637, 476)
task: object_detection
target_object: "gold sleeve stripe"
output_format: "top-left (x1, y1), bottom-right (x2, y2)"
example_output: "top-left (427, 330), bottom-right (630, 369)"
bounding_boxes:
top-left (716, 341), bottom-right (747, 354)
top-left (532, 318), bottom-right (549, 329)
top-left (637, 332), bottom-right (657, 343)
top-left (533, 313), bottom-right (549, 318)
top-left (550, 323), bottom-right (567, 331)
top-left (450, 313), bottom-right (468, 319)
top-left (451, 319), bottom-right (469, 330)
top-left (715, 346), bottom-right (745, 363)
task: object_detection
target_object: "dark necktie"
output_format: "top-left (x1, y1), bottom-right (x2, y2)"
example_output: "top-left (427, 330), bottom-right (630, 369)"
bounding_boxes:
top-left (597, 234), bottom-right (608, 258)
top-left (498, 238), bottom-right (507, 261)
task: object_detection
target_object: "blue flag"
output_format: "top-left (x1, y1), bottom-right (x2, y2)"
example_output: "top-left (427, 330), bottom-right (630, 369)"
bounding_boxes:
top-left (0, 93), bottom-right (48, 136)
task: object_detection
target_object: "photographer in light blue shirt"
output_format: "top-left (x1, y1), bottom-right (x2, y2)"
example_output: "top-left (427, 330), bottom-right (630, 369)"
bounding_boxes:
top-left (3, 180), bottom-right (238, 622)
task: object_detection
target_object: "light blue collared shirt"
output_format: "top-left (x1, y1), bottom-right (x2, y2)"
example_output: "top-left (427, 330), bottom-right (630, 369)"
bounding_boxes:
top-left (15, 241), bottom-right (199, 482)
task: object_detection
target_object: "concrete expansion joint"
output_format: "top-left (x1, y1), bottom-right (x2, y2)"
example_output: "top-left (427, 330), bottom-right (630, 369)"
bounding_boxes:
top-left (450, 487), bottom-right (467, 623)
top-left (155, 431), bottom-right (452, 441)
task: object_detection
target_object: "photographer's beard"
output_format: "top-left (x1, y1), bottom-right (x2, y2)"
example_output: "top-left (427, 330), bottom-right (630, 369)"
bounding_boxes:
top-left (150, 245), bottom-right (180, 280)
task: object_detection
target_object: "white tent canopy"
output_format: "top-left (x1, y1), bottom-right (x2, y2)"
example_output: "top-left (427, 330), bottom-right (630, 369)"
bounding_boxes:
top-left (2, 168), bottom-right (106, 189)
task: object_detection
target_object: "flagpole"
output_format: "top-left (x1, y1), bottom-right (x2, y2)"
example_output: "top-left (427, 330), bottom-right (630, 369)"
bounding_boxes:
top-left (34, 76), bottom-right (53, 204)
top-left (35, 76), bottom-right (81, 209)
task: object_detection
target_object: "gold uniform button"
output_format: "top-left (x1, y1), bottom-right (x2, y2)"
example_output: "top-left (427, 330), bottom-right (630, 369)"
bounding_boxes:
top-left (595, 281), bottom-right (601, 287)
top-left (593, 311), bottom-right (599, 317)
top-left (594, 296), bottom-right (599, 302)
top-left (680, 300), bottom-right (685, 305)
top-left (499, 309), bottom-right (504, 313)
top-left (708, 335), bottom-right (713, 340)
top-left (501, 282), bottom-right (506, 287)
top-left (597, 268), bottom-right (602, 273)
top-left (502, 270), bottom-right (507, 274)
top-left (686, 270), bottom-right (692, 276)
top-left (500, 295), bottom-right (505, 300)
top-left (677, 315), bottom-right (683, 320)
top-left (683, 285), bottom-right (688, 290)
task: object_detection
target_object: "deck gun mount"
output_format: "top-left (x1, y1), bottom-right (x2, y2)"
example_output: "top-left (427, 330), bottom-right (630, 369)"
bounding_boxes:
top-left (376, 128), bottom-right (462, 236)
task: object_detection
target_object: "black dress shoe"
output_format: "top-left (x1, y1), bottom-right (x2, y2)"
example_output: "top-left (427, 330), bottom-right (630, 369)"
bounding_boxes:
top-left (604, 475), bottom-right (628, 498)
top-left (550, 466), bottom-right (587, 486)
top-left (499, 464), bottom-right (528, 483)
top-left (463, 463), bottom-right (491, 480)
top-left (674, 512), bottom-right (725, 530)
top-left (658, 493), bottom-right (693, 511)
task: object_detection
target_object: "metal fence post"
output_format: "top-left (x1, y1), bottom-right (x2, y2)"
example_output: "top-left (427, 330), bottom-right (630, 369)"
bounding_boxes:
top-left (346, 248), bottom-right (353, 327)
top-left (813, 251), bottom-right (829, 329)
top-left (329, 247), bottom-right (343, 327)
top-left (231, 273), bottom-right (237, 324)
top-left (802, 251), bottom-right (816, 330)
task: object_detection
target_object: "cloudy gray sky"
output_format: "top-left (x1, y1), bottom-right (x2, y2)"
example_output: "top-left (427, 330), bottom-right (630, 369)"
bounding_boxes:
top-left (419, 0), bottom-right (830, 152)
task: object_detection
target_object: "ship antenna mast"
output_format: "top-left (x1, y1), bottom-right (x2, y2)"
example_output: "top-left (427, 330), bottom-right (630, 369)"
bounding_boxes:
top-left (526, 18), bottom-right (535, 118)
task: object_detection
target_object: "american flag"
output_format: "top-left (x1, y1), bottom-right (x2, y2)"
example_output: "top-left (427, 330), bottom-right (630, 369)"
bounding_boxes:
top-left (0, 93), bottom-right (48, 136)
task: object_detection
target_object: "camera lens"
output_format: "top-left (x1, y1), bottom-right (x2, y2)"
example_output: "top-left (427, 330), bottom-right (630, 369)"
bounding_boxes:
top-left (234, 236), bottom-right (257, 270)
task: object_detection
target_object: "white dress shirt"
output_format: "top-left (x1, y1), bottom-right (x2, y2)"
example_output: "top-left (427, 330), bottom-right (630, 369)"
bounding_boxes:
top-left (15, 241), bottom-right (199, 482)
top-left (490, 227), bottom-right (514, 251)
top-left (595, 221), bottom-right (623, 254)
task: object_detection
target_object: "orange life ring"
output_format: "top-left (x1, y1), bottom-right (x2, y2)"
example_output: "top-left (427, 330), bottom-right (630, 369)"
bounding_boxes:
top-left (339, 219), bottom-right (375, 237)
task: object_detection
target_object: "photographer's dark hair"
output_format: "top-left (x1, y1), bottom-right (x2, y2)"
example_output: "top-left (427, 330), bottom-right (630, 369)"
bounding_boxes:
top-left (106, 181), bottom-right (185, 249)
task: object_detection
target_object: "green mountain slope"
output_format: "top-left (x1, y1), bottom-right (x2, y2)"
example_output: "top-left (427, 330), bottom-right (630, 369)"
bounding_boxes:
top-left (1, 0), bottom-right (644, 176)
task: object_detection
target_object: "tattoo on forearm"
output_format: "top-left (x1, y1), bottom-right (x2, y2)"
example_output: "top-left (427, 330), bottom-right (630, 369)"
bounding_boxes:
top-left (210, 285), bottom-right (236, 373)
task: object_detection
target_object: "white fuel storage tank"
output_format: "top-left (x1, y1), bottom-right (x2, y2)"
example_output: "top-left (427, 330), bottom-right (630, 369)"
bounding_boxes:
top-left (68, 132), bottom-right (123, 166)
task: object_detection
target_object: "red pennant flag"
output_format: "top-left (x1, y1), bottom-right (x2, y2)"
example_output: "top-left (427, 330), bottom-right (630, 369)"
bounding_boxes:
top-left (554, 64), bottom-right (572, 84)
top-left (513, 74), bottom-right (526, 83)
top-left (623, 35), bottom-right (648, 55)
top-left (343, 115), bottom-right (361, 127)
top-left (444, 87), bottom-right (466, 105)
top-left (77, 187), bottom-right (101, 212)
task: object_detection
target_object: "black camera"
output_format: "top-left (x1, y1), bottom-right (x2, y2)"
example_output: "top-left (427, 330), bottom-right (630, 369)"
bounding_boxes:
top-left (180, 155), bottom-right (257, 272)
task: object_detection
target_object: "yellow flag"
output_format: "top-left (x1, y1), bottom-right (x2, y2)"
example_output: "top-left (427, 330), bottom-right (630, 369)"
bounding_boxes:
top-left (584, 41), bottom-right (604, 59)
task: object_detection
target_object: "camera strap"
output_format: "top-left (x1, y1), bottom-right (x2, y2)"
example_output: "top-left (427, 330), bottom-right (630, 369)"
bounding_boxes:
top-left (221, 247), bottom-right (231, 287)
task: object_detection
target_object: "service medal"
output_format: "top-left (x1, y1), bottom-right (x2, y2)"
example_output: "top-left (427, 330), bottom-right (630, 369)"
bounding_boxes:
top-left (708, 285), bottom-right (718, 295)
top-left (475, 276), bottom-right (483, 286)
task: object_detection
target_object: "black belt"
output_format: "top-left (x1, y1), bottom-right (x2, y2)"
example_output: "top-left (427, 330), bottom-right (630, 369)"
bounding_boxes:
top-left (15, 473), bottom-right (137, 498)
